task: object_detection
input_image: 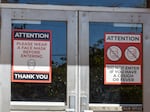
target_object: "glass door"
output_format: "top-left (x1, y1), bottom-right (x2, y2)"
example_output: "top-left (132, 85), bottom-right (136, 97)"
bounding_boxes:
top-left (79, 10), bottom-right (150, 112)
top-left (1, 5), bottom-right (150, 112)
top-left (0, 8), bottom-right (78, 112)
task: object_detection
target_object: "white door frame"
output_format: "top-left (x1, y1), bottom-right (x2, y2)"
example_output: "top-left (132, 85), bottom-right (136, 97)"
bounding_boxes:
top-left (79, 9), bottom-right (150, 112)
top-left (0, 5), bottom-right (78, 112)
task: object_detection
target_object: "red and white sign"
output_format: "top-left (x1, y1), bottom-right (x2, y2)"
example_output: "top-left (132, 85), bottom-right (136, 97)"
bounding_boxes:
top-left (12, 29), bottom-right (52, 83)
top-left (104, 33), bottom-right (142, 85)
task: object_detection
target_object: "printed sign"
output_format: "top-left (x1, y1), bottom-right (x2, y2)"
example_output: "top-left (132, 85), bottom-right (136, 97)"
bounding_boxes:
top-left (12, 29), bottom-right (52, 83)
top-left (104, 33), bottom-right (142, 85)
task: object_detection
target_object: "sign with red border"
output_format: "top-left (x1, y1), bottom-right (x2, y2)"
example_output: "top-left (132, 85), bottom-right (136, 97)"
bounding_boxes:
top-left (12, 29), bottom-right (52, 83)
top-left (104, 33), bottom-right (142, 85)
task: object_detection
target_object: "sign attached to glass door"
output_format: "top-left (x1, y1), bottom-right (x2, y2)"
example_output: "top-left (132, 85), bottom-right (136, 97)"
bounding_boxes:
top-left (12, 29), bottom-right (52, 83)
top-left (104, 33), bottom-right (142, 85)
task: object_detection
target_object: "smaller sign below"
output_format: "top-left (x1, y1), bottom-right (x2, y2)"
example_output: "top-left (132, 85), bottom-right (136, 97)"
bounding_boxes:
top-left (13, 73), bottom-right (49, 81)
top-left (105, 64), bottom-right (141, 84)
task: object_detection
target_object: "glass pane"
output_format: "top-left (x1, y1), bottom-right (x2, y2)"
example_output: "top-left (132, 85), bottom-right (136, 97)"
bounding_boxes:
top-left (89, 22), bottom-right (143, 104)
top-left (2, 0), bottom-right (146, 8)
top-left (11, 21), bottom-right (67, 102)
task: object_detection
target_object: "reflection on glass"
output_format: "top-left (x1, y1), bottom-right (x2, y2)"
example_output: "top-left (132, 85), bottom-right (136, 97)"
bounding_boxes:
top-left (11, 21), bottom-right (67, 102)
top-left (89, 22), bottom-right (143, 104)
top-left (2, 0), bottom-right (146, 8)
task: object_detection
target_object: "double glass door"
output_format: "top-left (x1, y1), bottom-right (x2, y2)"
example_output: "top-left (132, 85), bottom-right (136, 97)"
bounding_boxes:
top-left (1, 5), bottom-right (150, 112)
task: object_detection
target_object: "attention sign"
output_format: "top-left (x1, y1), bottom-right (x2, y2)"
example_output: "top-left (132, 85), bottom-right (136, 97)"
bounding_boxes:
top-left (104, 33), bottom-right (142, 85)
top-left (12, 29), bottom-right (52, 83)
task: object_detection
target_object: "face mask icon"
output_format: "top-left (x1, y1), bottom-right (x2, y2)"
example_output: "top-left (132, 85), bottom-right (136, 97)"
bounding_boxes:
top-left (27, 59), bottom-right (36, 70)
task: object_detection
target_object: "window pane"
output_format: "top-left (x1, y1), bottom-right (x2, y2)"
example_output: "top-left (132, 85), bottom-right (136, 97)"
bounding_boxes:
top-left (11, 21), bottom-right (67, 102)
top-left (2, 0), bottom-right (146, 8)
top-left (89, 22), bottom-right (143, 104)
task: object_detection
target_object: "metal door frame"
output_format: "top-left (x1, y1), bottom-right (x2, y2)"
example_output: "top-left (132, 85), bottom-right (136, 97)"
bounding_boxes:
top-left (79, 9), bottom-right (150, 112)
top-left (0, 4), bottom-right (78, 112)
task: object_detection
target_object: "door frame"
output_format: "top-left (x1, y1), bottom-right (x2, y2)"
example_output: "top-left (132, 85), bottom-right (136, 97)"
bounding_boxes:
top-left (79, 9), bottom-right (150, 112)
top-left (0, 4), bottom-right (78, 112)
